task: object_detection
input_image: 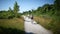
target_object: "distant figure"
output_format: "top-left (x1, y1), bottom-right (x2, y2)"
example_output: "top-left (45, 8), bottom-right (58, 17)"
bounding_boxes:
top-left (29, 14), bottom-right (33, 19)
top-left (31, 15), bottom-right (33, 19)
top-left (30, 15), bottom-right (34, 24)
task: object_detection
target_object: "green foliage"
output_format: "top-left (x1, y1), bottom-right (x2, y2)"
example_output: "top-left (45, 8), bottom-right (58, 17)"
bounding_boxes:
top-left (16, 13), bottom-right (21, 18)
top-left (13, 1), bottom-right (19, 17)
top-left (47, 16), bottom-right (60, 34)
top-left (0, 11), bottom-right (8, 19)
top-left (8, 7), bottom-right (15, 19)
top-left (0, 10), bottom-right (14, 19)
top-left (54, 0), bottom-right (60, 10)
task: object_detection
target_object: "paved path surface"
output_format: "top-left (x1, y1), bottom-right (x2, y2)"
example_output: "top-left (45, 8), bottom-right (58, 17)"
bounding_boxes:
top-left (23, 15), bottom-right (53, 34)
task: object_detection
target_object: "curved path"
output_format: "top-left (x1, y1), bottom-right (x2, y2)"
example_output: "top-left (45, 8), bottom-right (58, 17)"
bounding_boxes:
top-left (23, 15), bottom-right (53, 34)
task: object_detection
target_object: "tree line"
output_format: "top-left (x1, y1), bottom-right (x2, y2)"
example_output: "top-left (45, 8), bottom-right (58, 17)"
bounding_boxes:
top-left (23, 0), bottom-right (60, 17)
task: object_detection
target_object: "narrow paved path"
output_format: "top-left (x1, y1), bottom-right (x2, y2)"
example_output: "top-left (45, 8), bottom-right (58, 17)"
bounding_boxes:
top-left (23, 15), bottom-right (53, 34)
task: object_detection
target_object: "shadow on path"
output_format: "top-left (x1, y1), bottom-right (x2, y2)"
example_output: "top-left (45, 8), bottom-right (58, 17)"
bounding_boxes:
top-left (0, 26), bottom-right (35, 34)
top-left (25, 32), bottom-right (34, 34)
top-left (0, 26), bottom-right (25, 34)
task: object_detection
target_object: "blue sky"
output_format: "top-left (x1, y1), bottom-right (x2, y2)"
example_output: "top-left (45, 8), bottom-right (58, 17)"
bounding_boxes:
top-left (0, 0), bottom-right (54, 13)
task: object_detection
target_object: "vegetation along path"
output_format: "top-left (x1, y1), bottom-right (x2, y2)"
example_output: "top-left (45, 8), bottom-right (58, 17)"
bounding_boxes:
top-left (23, 15), bottom-right (53, 34)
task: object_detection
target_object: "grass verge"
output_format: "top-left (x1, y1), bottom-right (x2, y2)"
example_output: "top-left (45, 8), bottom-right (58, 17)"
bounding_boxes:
top-left (0, 17), bottom-right (25, 34)
top-left (34, 16), bottom-right (52, 27)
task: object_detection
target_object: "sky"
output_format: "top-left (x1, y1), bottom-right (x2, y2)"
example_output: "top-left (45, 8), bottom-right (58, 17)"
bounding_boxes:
top-left (0, 0), bottom-right (54, 13)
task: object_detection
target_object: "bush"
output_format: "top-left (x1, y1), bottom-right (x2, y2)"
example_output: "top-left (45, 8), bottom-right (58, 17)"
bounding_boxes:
top-left (47, 16), bottom-right (60, 34)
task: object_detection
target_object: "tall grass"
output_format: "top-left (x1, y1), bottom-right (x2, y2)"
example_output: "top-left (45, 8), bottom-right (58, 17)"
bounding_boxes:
top-left (0, 17), bottom-right (24, 34)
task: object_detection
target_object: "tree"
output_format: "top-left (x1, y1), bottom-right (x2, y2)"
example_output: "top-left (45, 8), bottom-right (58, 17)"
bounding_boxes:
top-left (54, 0), bottom-right (60, 16)
top-left (37, 7), bottom-right (41, 11)
top-left (54, 0), bottom-right (60, 10)
top-left (13, 1), bottom-right (19, 17)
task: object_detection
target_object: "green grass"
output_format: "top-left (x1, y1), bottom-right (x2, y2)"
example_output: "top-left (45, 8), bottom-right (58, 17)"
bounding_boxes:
top-left (34, 16), bottom-right (52, 27)
top-left (0, 17), bottom-right (25, 34)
